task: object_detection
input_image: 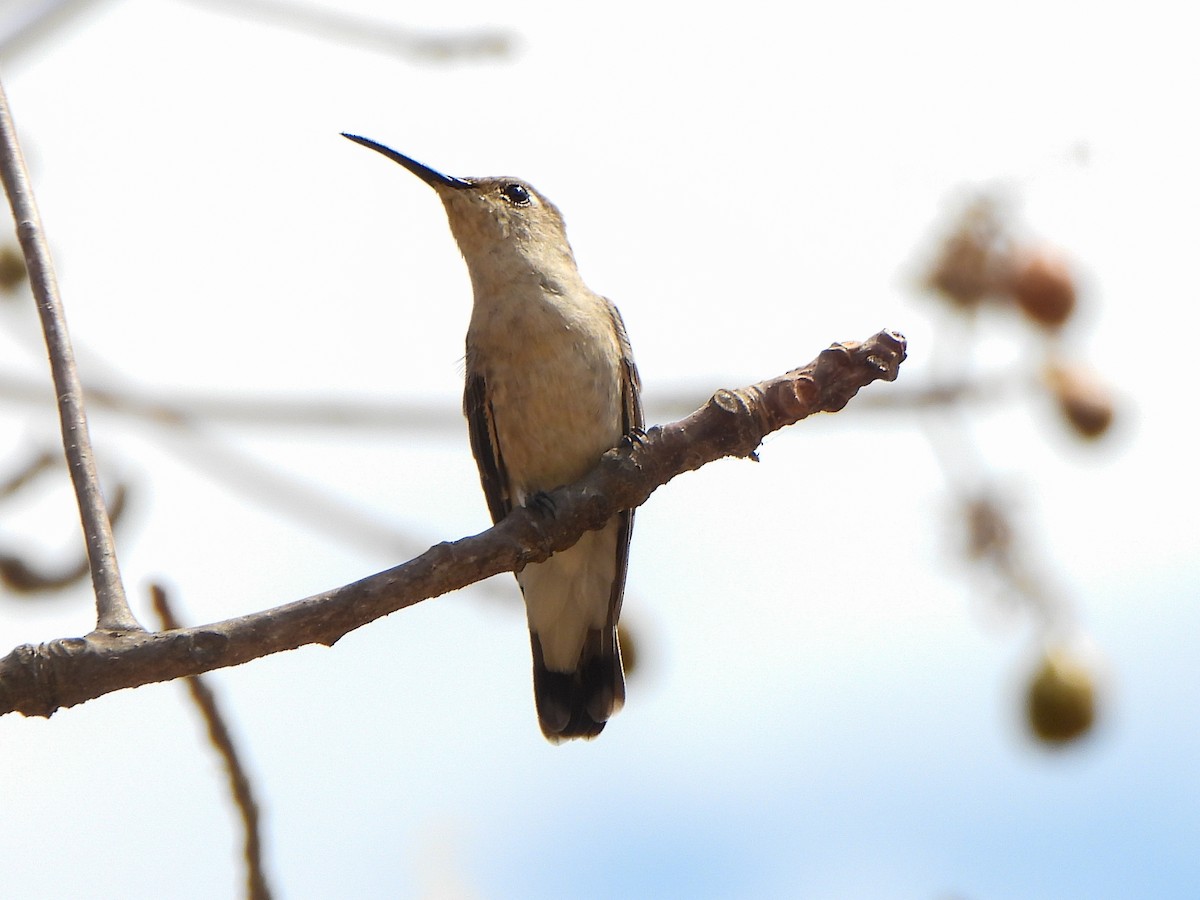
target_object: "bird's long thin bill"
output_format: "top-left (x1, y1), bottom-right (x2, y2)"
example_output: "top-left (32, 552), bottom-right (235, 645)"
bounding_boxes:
top-left (341, 133), bottom-right (470, 189)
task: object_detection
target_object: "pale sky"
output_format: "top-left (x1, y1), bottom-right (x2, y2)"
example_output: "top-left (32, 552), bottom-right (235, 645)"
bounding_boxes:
top-left (1, 1), bottom-right (1198, 897)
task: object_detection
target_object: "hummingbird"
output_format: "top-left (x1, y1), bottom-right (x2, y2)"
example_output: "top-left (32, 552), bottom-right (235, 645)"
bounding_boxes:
top-left (343, 134), bottom-right (643, 742)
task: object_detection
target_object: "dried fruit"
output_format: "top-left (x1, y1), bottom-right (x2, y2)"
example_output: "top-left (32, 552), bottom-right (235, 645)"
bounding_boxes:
top-left (925, 197), bottom-right (1012, 308)
top-left (0, 244), bottom-right (26, 294)
top-left (1025, 646), bottom-right (1096, 745)
top-left (1045, 363), bottom-right (1115, 440)
top-left (962, 494), bottom-right (1012, 561)
top-left (1010, 250), bottom-right (1076, 329)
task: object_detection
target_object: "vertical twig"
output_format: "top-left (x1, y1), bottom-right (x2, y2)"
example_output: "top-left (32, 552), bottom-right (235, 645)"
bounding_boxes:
top-left (0, 77), bottom-right (139, 631)
top-left (151, 584), bottom-right (273, 900)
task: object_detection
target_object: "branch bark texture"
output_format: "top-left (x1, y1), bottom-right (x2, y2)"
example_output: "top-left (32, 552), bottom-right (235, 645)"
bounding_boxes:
top-left (0, 330), bottom-right (906, 718)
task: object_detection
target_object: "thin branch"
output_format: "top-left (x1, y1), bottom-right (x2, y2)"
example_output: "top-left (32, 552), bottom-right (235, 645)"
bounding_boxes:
top-left (1, 481), bottom-right (129, 595)
top-left (186, 0), bottom-right (516, 62)
top-left (0, 448), bottom-right (130, 594)
top-left (150, 585), bottom-right (273, 900)
top-left (0, 447), bottom-right (56, 497)
top-left (0, 331), bottom-right (905, 717)
top-left (0, 367), bottom-right (694, 433)
top-left (150, 418), bottom-right (443, 563)
top-left (0, 78), bottom-right (140, 631)
top-left (847, 370), bottom-right (1033, 413)
top-left (0, 369), bottom-right (511, 599)
top-left (0, 0), bottom-right (107, 62)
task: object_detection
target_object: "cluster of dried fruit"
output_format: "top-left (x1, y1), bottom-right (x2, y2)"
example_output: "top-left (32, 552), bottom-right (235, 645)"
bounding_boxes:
top-left (923, 194), bottom-right (1114, 747)
top-left (926, 196), bottom-right (1116, 442)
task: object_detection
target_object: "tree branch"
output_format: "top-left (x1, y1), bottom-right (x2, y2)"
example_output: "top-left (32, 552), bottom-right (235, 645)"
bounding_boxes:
top-left (187, 0), bottom-right (515, 62)
top-left (0, 77), bottom-right (140, 632)
top-left (0, 330), bottom-right (905, 718)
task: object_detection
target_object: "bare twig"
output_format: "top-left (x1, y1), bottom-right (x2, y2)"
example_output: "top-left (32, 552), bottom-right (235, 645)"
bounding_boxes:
top-left (0, 481), bottom-right (129, 594)
top-left (0, 78), bottom-right (140, 631)
top-left (0, 447), bottom-right (56, 497)
top-left (0, 330), bottom-right (906, 717)
top-left (187, 0), bottom-right (516, 62)
top-left (0, 365), bottom-right (464, 559)
top-left (0, 0), bottom-right (107, 62)
top-left (150, 585), bottom-right (273, 900)
top-left (0, 368), bottom-right (512, 598)
top-left (0, 367), bottom-right (707, 433)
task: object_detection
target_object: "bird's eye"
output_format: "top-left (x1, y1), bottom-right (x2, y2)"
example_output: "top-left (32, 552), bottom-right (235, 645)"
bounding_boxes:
top-left (501, 183), bottom-right (531, 206)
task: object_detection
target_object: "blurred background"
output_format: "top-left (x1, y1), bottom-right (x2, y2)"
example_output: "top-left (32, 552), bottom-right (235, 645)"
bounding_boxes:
top-left (1, 1), bottom-right (1197, 897)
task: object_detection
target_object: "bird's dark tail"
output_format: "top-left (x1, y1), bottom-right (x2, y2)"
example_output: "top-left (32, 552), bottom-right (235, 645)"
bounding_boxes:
top-left (531, 627), bottom-right (625, 743)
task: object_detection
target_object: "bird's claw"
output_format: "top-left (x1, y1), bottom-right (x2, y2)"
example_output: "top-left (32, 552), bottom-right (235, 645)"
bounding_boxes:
top-left (619, 426), bottom-right (649, 450)
top-left (529, 491), bottom-right (558, 518)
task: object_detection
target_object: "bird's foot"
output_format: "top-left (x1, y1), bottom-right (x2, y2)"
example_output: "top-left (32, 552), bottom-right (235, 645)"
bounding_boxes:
top-left (619, 426), bottom-right (649, 450)
top-left (528, 491), bottom-right (558, 518)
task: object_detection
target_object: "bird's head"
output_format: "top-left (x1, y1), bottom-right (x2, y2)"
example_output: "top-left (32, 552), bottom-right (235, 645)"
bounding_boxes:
top-left (343, 134), bottom-right (575, 282)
